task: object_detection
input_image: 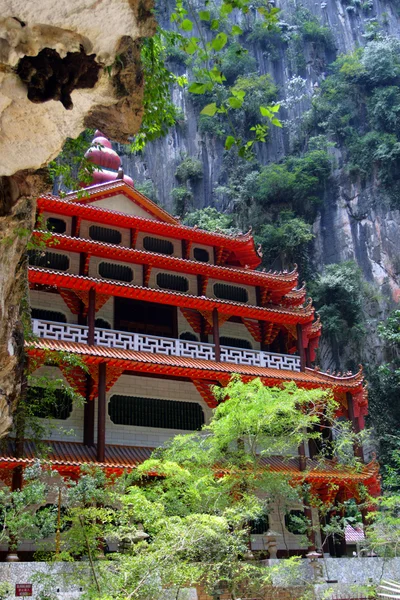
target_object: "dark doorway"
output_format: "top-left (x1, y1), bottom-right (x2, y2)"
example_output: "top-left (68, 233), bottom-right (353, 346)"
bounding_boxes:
top-left (114, 298), bottom-right (177, 338)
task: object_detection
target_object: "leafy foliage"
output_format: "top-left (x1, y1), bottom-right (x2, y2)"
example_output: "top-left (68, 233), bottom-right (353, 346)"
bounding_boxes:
top-left (183, 207), bottom-right (236, 234)
top-left (175, 156), bottom-right (203, 182)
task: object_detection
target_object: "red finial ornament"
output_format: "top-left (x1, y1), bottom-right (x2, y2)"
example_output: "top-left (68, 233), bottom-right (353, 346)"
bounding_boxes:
top-left (83, 131), bottom-right (134, 187)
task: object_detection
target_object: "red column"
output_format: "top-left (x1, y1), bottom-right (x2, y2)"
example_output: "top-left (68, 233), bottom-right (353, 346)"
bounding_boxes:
top-left (296, 323), bottom-right (306, 372)
top-left (87, 288), bottom-right (96, 346)
top-left (84, 375), bottom-right (95, 447)
top-left (212, 308), bottom-right (220, 362)
top-left (347, 392), bottom-right (364, 462)
top-left (97, 363), bottom-right (107, 463)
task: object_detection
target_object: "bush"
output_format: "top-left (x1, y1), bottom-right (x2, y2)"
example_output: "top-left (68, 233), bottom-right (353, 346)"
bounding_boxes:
top-left (360, 36), bottom-right (400, 86)
top-left (254, 150), bottom-right (331, 218)
top-left (175, 156), bottom-right (203, 183)
top-left (256, 212), bottom-right (314, 272)
top-left (220, 43), bottom-right (257, 84)
top-left (171, 187), bottom-right (193, 217)
top-left (183, 207), bottom-right (236, 234)
top-left (368, 86), bottom-right (400, 135)
top-left (135, 179), bottom-right (158, 203)
top-left (301, 20), bottom-right (334, 50)
top-left (247, 23), bottom-right (284, 59)
top-left (309, 261), bottom-right (365, 346)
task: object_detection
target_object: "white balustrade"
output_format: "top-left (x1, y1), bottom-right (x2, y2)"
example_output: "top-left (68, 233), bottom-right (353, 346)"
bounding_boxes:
top-left (32, 319), bottom-right (88, 344)
top-left (32, 319), bottom-right (300, 372)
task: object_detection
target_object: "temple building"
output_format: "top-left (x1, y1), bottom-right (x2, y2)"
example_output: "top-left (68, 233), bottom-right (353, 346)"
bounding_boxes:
top-left (1, 132), bottom-right (379, 557)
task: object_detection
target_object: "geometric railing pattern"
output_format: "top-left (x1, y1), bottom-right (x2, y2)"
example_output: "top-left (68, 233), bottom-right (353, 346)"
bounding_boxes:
top-left (32, 319), bottom-right (301, 372)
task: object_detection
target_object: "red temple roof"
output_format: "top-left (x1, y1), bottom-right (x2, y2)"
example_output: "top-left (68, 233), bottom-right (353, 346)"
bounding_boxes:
top-left (28, 268), bottom-right (314, 325)
top-left (33, 231), bottom-right (298, 293)
top-left (37, 192), bottom-right (263, 269)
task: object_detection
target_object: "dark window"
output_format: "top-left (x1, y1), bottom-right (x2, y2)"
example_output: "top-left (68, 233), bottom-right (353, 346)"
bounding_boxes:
top-left (109, 395), bottom-right (204, 430)
top-left (31, 308), bottom-right (67, 323)
top-left (220, 337), bottom-right (252, 349)
top-left (284, 510), bottom-right (308, 535)
top-left (214, 283), bottom-right (248, 303)
top-left (114, 298), bottom-right (176, 337)
top-left (27, 387), bottom-right (73, 420)
top-left (89, 225), bottom-right (122, 245)
top-left (95, 318), bottom-right (111, 329)
top-left (157, 273), bottom-right (189, 292)
top-left (143, 236), bottom-right (174, 255)
top-left (180, 331), bottom-right (198, 341)
top-left (47, 217), bottom-right (66, 234)
top-left (193, 247), bottom-right (209, 262)
top-left (28, 251), bottom-right (69, 271)
top-left (249, 513), bottom-right (270, 534)
top-left (99, 262), bottom-right (133, 282)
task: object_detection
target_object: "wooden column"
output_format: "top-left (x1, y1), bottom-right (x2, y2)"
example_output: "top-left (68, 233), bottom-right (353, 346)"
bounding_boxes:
top-left (212, 308), bottom-right (220, 362)
top-left (299, 441), bottom-right (316, 550)
top-left (87, 287), bottom-right (96, 346)
top-left (83, 375), bottom-right (95, 447)
top-left (347, 392), bottom-right (364, 462)
top-left (97, 363), bottom-right (107, 462)
top-left (296, 323), bottom-right (306, 372)
top-left (305, 346), bottom-right (312, 368)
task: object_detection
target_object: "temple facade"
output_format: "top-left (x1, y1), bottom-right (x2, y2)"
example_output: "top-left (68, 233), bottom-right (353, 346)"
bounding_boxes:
top-left (1, 133), bottom-right (379, 558)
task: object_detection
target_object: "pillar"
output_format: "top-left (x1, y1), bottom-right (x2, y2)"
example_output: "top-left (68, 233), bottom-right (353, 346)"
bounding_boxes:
top-left (87, 287), bottom-right (96, 346)
top-left (84, 375), bottom-right (95, 447)
top-left (347, 392), bottom-right (364, 462)
top-left (296, 323), bottom-right (306, 372)
top-left (97, 363), bottom-right (107, 462)
top-left (212, 308), bottom-right (220, 362)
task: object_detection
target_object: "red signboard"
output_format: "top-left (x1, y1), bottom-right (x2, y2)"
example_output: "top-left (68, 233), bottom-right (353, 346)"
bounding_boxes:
top-left (15, 584), bottom-right (32, 597)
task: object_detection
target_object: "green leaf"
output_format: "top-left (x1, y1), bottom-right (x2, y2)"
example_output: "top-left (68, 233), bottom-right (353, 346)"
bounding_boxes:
top-left (225, 136), bottom-right (236, 150)
top-left (199, 10), bottom-right (211, 20)
top-left (271, 117), bottom-right (282, 127)
top-left (211, 32), bottom-right (228, 51)
top-left (231, 25), bottom-right (243, 35)
top-left (181, 19), bottom-right (193, 31)
top-left (228, 97), bottom-right (243, 109)
top-left (270, 104), bottom-right (280, 113)
top-left (232, 89), bottom-right (245, 100)
top-left (184, 38), bottom-right (199, 55)
top-left (188, 82), bottom-right (208, 94)
top-left (260, 106), bottom-right (272, 118)
top-left (211, 19), bottom-right (220, 30)
top-left (221, 3), bottom-right (233, 16)
top-left (201, 103), bottom-right (218, 116)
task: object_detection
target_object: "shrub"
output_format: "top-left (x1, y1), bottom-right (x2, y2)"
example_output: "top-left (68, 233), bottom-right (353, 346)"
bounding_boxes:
top-left (360, 36), bottom-right (400, 86)
top-left (135, 179), bottom-right (158, 203)
top-left (368, 86), bottom-right (400, 135)
top-left (175, 156), bottom-right (203, 183)
top-left (247, 23), bottom-right (284, 60)
top-left (171, 187), bottom-right (193, 217)
top-left (254, 150), bottom-right (331, 218)
top-left (220, 43), bottom-right (257, 84)
top-left (255, 212), bottom-right (314, 272)
top-left (183, 207), bottom-right (236, 234)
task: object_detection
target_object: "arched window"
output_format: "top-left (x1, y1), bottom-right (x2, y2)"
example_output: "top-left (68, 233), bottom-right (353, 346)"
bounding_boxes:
top-left (156, 273), bottom-right (189, 292)
top-left (31, 308), bottom-right (67, 323)
top-left (109, 395), bottom-right (204, 430)
top-left (179, 331), bottom-right (198, 341)
top-left (98, 262), bottom-right (133, 283)
top-left (95, 318), bottom-right (111, 329)
top-left (27, 387), bottom-right (73, 420)
top-left (214, 283), bottom-right (248, 303)
top-left (220, 337), bottom-right (252, 349)
top-left (47, 217), bottom-right (66, 234)
top-left (284, 510), bottom-right (308, 535)
top-left (28, 251), bottom-right (69, 271)
top-left (89, 225), bottom-right (122, 245)
top-left (193, 247), bottom-right (209, 262)
top-left (143, 236), bottom-right (174, 255)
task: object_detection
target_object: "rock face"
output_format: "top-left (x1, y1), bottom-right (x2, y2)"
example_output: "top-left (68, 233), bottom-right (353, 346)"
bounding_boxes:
top-left (0, 0), bottom-right (156, 436)
top-left (0, 0), bottom-right (156, 175)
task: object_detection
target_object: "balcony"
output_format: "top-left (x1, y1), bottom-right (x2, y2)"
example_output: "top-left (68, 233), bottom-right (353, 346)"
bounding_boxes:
top-left (31, 319), bottom-right (301, 372)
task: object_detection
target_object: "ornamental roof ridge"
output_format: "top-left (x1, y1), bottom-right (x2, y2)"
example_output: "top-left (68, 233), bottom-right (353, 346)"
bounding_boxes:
top-left (306, 365), bottom-right (364, 383)
top-left (37, 195), bottom-right (265, 267)
top-left (34, 230), bottom-right (298, 287)
top-left (28, 267), bottom-right (315, 321)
